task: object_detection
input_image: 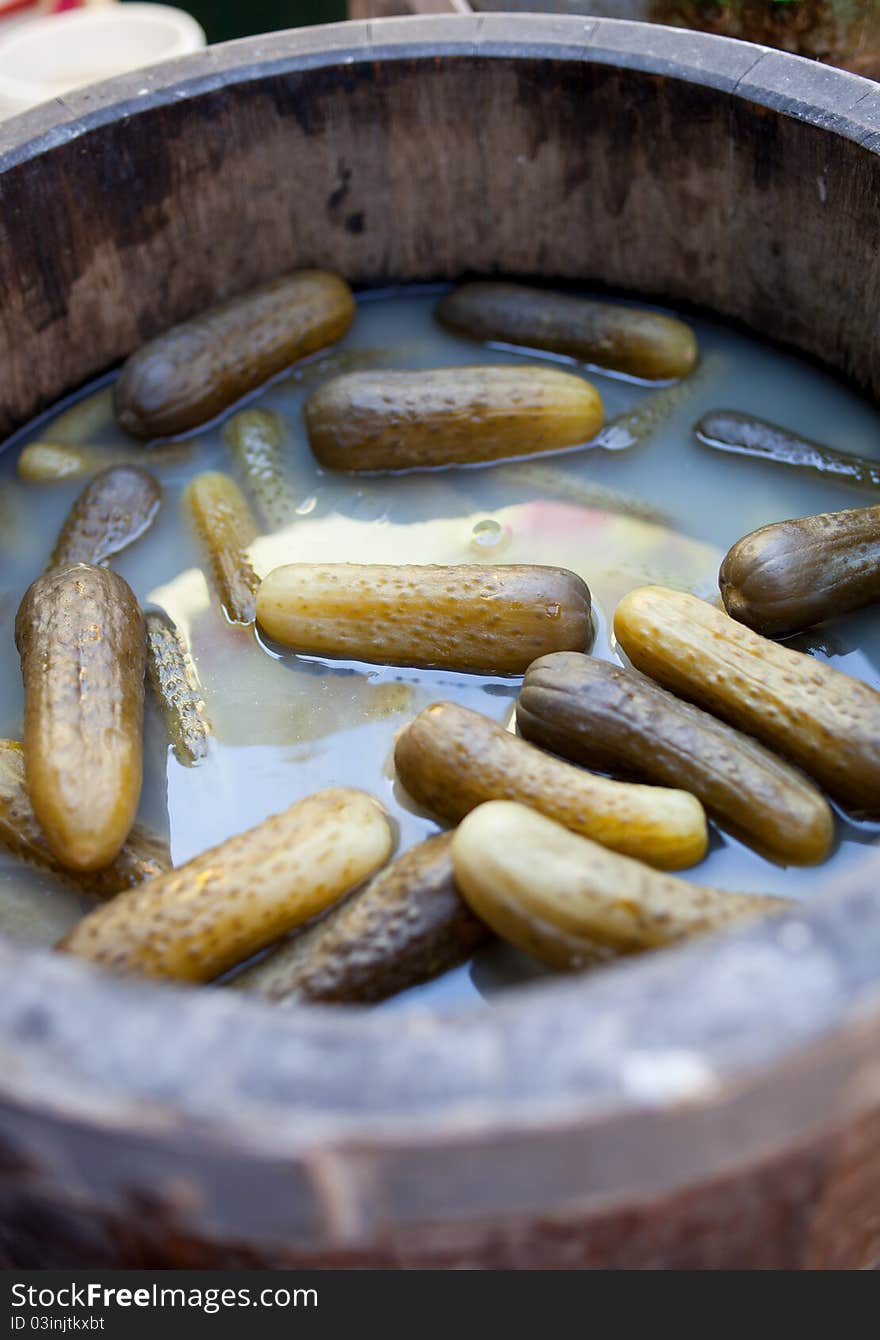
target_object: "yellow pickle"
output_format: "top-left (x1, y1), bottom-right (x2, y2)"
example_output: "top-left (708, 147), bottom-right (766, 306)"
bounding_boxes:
top-left (614, 585), bottom-right (880, 819)
top-left (256, 562), bottom-right (593, 674)
top-left (0, 740), bottom-right (169, 899)
top-left (452, 801), bottom-right (790, 970)
top-left (58, 787), bottom-right (394, 981)
top-left (184, 470), bottom-right (260, 624)
top-left (15, 563), bottom-right (146, 872)
top-left (305, 365), bottom-right (604, 471)
top-left (394, 701), bottom-right (708, 870)
top-left (231, 832), bottom-right (488, 1004)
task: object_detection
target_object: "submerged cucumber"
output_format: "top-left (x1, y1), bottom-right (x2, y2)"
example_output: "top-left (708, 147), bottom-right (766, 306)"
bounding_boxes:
top-left (58, 788), bottom-right (394, 981)
top-left (256, 562), bottom-right (593, 675)
top-left (720, 504), bottom-right (880, 637)
top-left (395, 701), bottom-right (708, 870)
top-left (144, 609), bottom-right (212, 767)
top-left (305, 365), bottom-right (603, 471)
top-left (16, 563), bottom-right (146, 872)
top-left (49, 466), bottom-right (161, 568)
top-left (437, 282), bottom-right (698, 381)
top-left (452, 801), bottom-right (789, 970)
top-left (115, 270), bottom-right (355, 439)
top-left (230, 832), bottom-right (488, 1004)
top-left (0, 739), bottom-right (169, 899)
top-left (518, 653), bottom-right (833, 866)
top-left (614, 585), bottom-right (880, 819)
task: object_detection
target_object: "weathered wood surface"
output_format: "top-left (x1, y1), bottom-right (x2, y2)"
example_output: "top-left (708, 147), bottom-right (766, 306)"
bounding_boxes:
top-left (362, 0), bottom-right (880, 80)
top-left (3, 15), bottom-right (880, 439)
top-left (1, 16), bottom-right (880, 1268)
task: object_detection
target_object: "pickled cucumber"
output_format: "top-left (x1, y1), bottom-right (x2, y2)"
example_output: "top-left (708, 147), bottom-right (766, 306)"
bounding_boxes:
top-left (184, 471), bottom-right (259, 624)
top-left (437, 283), bottom-right (698, 381)
top-left (0, 739), bottom-right (168, 899)
top-left (144, 608), bottom-right (212, 766)
top-left (720, 504), bottom-right (880, 637)
top-left (231, 832), bottom-right (487, 1004)
top-left (695, 410), bottom-right (880, 493)
top-left (304, 366), bottom-right (603, 471)
top-left (18, 440), bottom-right (190, 483)
top-left (452, 801), bottom-right (789, 970)
top-left (115, 270), bottom-right (355, 438)
top-left (49, 466), bottom-right (161, 568)
top-left (614, 586), bottom-right (880, 818)
top-left (395, 701), bottom-right (707, 870)
top-left (256, 563), bottom-right (593, 675)
top-left (58, 788), bottom-right (394, 981)
top-left (16, 563), bottom-right (146, 871)
top-left (518, 653), bottom-right (834, 865)
top-left (223, 408), bottom-right (297, 529)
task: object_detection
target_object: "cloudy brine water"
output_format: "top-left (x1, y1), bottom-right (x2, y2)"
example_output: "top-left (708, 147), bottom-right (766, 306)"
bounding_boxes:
top-left (1, 286), bottom-right (878, 1008)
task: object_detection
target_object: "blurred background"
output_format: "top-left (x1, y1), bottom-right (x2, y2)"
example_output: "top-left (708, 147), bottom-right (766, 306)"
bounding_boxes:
top-left (0, 0), bottom-right (348, 118)
top-left (184, 0), bottom-right (344, 40)
top-left (0, 2), bottom-right (876, 120)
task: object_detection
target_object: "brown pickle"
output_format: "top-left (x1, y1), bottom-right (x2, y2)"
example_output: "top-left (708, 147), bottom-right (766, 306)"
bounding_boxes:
top-left (58, 788), bottom-right (394, 981)
top-left (304, 365), bottom-right (604, 471)
top-left (230, 832), bottom-right (488, 1005)
top-left (0, 740), bottom-right (169, 899)
top-left (256, 562), bottom-right (593, 675)
top-left (518, 653), bottom-right (834, 866)
top-left (49, 466), bottom-right (161, 568)
top-left (452, 801), bottom-right (790, 970)
top-left (614, 585), bottom-right (880, 819)
top-left (719, 504), bottom-right (880, 637)
top-left (16, 563), bottom-right (146, 871)
top-left (144, 608), bottom-right (212, 766)
top-left (394, 701), bottom-right (708, 870)
top-left (184, 471), bottom-right (259, 624)
top-left (115, 270), bottom-right (355, 439)
top-left (436, 282), bottom-right (698, 381)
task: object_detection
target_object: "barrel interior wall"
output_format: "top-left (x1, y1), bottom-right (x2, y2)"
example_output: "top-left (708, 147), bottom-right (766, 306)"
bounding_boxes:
top-left (1, 49), bottom-right (879, 435)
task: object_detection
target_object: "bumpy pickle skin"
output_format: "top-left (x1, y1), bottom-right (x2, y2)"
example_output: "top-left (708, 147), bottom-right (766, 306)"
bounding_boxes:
top-left (115, 270), bottom-right (355, 439)
top-left (436, 282), bottom-right (699, 382)
top-left (144, 609), bottom-right (212, 766)
top-left (18, 441), bottom-right (190, 483)
top-left (57, 787), bottom-right (394, 982)
top-left (0, 740), bottom-right (169, 899)
top-left (518, 653), bottom-right (834, 866)
top-left (223, 408), bottom-right (297, 529)
top-left (304, 366), bottom-right (604, 471)
top-left (719, 505), bottom-right (880, 638)
top-left (230, 832), bottom-right (488, 1004)
top-left (184, 471), bottom-right (259, 624)
top-left (452, 801), bottom-right (790, 970)
top-left (394, 701), bottom-right (707, 870)
top-left (613, 586), bottom-right (880, 819)
top-left (256, 563), bottom-right (593, 675)
top-left (49, 466), bottom-right (161, 568)
top-left (15, 564), bottom-right (146, 872)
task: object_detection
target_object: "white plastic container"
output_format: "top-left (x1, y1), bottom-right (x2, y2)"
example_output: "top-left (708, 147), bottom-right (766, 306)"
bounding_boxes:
top-left (0, 3), bottom-right (205, 117)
